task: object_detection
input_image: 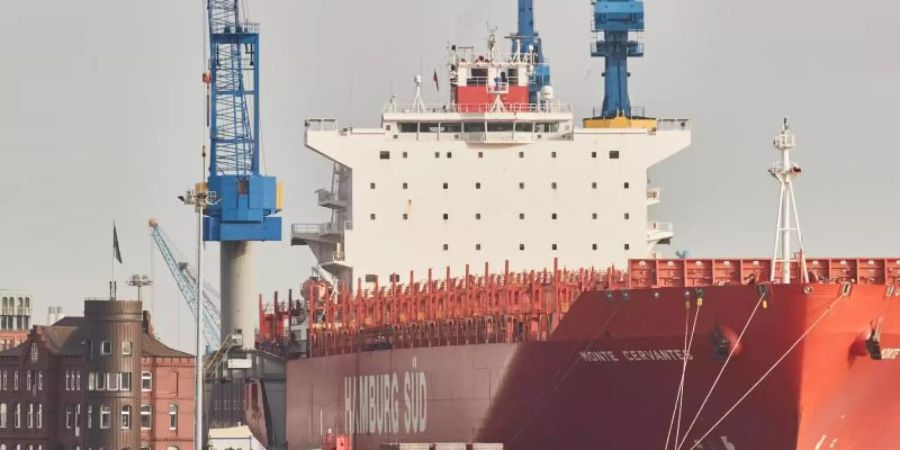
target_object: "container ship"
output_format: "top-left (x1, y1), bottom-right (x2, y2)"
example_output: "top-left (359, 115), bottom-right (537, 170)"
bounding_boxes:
top-left (284, 1), bottom-right (900, 449)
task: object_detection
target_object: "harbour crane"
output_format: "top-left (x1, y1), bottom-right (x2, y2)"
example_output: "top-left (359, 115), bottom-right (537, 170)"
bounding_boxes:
top-left (591, 0), bottom-right (645, 119)
top-left (200, 0), bottom-right (282, 349)
top-left (149, 219), bottom-right (222, 347)
top-left (514, 0), bottom-right (551, 104)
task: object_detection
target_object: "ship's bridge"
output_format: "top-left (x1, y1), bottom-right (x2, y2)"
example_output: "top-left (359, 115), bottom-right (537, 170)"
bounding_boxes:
top-left (381, 101), bottom-right (574, 144)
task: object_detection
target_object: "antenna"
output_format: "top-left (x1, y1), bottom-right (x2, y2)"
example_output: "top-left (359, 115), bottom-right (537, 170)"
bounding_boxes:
top-left (769, 118), bottom-right (808, 284)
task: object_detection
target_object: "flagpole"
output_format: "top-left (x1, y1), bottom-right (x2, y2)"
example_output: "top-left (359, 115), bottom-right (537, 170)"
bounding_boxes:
top-left (111, 221), bottom-right (116, 300)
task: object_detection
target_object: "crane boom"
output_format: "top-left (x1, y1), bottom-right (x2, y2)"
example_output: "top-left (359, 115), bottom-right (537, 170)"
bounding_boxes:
top-left (149, 219), bottom-right (221, 347)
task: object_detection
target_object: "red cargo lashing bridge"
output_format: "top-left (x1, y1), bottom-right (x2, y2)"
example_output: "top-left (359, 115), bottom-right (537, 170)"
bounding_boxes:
top-left (304, 258), bottom-right (900, 357)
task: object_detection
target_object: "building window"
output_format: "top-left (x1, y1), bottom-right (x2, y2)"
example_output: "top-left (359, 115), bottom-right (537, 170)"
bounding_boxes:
top-left (121, 372), bottom-right (132, 391)
top-left (168, 404), bottom-right (178, 430)
top-left (14, 403), bottom-right (20, 429)
top-left (65, 370), bottom-right (71, 391)
top-left (73, 403), bottom-right (79, 429)
top-left (141, 372), bottom-right (152, 391)
top-left (140, 404), bottom-right (152, 430)
top-left (36, 403), bottom-right (41, 429)
top-left (87, 405), bottom-right (92, 429)
top-left (122, 341), bottom-right (133, 356)
top-left (379, 151), bottom-right (390, 160)
top-left (76, 371), bottom-right (80, 390)
top-left (99, 405), bottom-right (111, 429)
top-left (96, 372), bottom-right (105, 391)
top-left (121, 405), bottom-right (131, 430)
top-left (0, 402), bottom-right (6, 428)
top-left (100, 341), bottom-right (112, 355)
top-left (37, 372), bottom-right (41, 391)
top-left (25, 371), bottom-right (31, 391)
top-left (66, 403), bottom-right (72, 429)
top-left (26, 403), bottom-right (32, 429)
top-left (2, 370), bottom-right (6, 390)
top-left (88, 372), bottom-right (96, 391)
top-left (609, 150), bottom-right (620, 159)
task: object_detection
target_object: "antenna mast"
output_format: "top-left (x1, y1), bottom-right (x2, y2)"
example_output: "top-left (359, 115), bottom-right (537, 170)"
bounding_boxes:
top-left (769, 119), bottom-right (808, 284)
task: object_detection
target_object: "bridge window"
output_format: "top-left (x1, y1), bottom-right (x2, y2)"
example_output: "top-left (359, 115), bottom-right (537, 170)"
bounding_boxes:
top-left (399, 123), bottom-right (418, 133)
top-left (379, 151), bottom-right (390, 160)
top-left (476, 244), bottom-right (482, 251)
top-left (487, 122), bottom-right (513, 132)
top-left (443, 123), bottom-right (462, 133)
top-left (535, 122), bottom-right (559, 133)
top-left (464, 122), bottom-right (485, 132)
top-left (420, 123), bottom-right (441, 133)
top-left (515, 122), bottom-right (534, 132)
top-left (609, 150), bottom-right (620, 159)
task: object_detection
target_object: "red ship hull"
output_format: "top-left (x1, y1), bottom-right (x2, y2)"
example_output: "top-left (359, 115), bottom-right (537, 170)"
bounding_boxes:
top-left (287, 281), bottom-right (900, 449)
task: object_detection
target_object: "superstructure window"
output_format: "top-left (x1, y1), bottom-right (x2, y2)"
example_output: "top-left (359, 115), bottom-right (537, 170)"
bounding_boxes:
top-left (370, 182), bottom-right (376, 189)
top-left (446, 152), bottom-right (453, 158)
top-left (399, 123), bottom-right (418, 133)
top-left (518, 151), bottom-right (524, 158)
top-left (592, 182), bottom-right (598, 189)
top-left (592, 213), bottom-right (598, 220)
top-left (443, 182), bottom-right (449, 189)
top-left (475, 244), bottom-right (482, 251)
top-left (519, 213), bottom-right (525, 220)
top-left (515, 122), bottom-right (534, 132)
top-left (434, 152), bottom-right (440, 159)
top-left (625, 244), bottom-right (631, 250)
top-left (379, 151), bottom-right (390, 160)
top-left (609, 150), bottom-right (620, 159)
top-left (624, 182), bottom-right (630, 189)
top-left (519, 244), bottom-right (526, 251)
top-left (551, 151), bottom-right (557, 158)
top-left (519, 182), bottom-right (525, 189)
top-left (475, 213), bottom-right (482, 220)
top-left (551, 182), bottom-right (557, 189)
top-left (551, 213), bottom-right (557, 220)
top-left (442, 244), bottom-right (449, 251)
top-left (402, 182), bottom-right (408, 189)
top-left (463, 122), bottom-right (486, 132)
top-left (487, 122), bottom-right (513, 132)
top-left (624, 213), bottom-right (630, 220)
top-left (475, 182), bottom-right (481, 190)
top-left (593, 244), bottom-right (599, 251)
top-left (370, 213), bottom-right (376, 220)
top-left (402, 213), bottom-right (408, 220)
top-left (478, 151), bottom-right (484, 159)
top-left (591, 151), bottom-right (597, 158)
top-left (442, 213), bottom-right (449, 220)
top-left (402, 151), bottom-right (408, 159)
top-left (470, 68), bottom-right (488, 86)
top-left (552, 244), bottom-right (558, 251)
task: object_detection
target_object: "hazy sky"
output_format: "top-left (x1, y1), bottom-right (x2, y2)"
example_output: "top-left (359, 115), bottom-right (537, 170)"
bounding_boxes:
top-left (2, 1), bottom-right (898, 352)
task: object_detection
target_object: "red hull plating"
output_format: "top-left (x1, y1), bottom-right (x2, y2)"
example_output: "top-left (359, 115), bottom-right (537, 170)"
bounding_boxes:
top-left (287, 282), bottom-right (900, 449)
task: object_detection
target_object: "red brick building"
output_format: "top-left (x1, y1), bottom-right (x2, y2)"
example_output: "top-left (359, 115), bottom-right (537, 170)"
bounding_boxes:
top-left (0, 299), bottom-right (195, 450)
top-left (0, 290), bottom-right (33, 351)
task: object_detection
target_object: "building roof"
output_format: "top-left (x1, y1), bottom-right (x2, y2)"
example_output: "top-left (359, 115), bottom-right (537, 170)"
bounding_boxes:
top-left (0, 312), bottom-right (192, 360)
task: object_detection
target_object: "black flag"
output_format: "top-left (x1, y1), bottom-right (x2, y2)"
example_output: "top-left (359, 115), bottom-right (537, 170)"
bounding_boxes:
top-left (113, 224), bottom-right (123, 264)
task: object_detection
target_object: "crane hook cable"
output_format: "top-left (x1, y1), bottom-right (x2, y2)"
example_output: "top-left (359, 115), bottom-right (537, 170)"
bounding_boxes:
top-left (676, 291), bottom-right (767, 449)
top-left (682, 292), bottom-right (846, 450)
top-left (673, 298), bottom-right (703, 449)
top-left (664, 300), bottom-right (693, 450)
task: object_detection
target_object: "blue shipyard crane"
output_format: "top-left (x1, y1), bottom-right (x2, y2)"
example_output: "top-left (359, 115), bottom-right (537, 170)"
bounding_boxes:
top-left (591, 0), bottom-right (645, 119)
top-left (201, 0), bottom-right (282, 349)
top-left (515, 0), bottom-right (551, 104)
top-left (149, 219), bottom-right (222, 348)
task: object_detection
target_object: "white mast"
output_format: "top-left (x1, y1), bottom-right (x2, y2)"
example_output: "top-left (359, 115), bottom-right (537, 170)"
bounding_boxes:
top-left (769, 118), bottom-right (808, 284)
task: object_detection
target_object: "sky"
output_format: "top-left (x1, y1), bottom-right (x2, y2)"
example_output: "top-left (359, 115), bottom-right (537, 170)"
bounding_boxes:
top-left (1, 0), bottom-right (898, 352)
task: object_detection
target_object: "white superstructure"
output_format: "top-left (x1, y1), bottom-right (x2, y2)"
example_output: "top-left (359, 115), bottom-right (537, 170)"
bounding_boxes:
top-left (293, 36), bottom-right (690, 290)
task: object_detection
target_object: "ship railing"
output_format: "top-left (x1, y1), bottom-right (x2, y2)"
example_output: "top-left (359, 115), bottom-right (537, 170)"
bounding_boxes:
top-left (648, 221), bottom-right (674, 233)
top-left (383, 102), bottom-right (572, 114)
top-left (657, 118), bottom-right (691, 131)
top-left (448, 47), bottom-right (539, 66)
top-left (305, 118), bottom-right (339, 132)
top-left (590, 106), bottom-right (648, 119)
